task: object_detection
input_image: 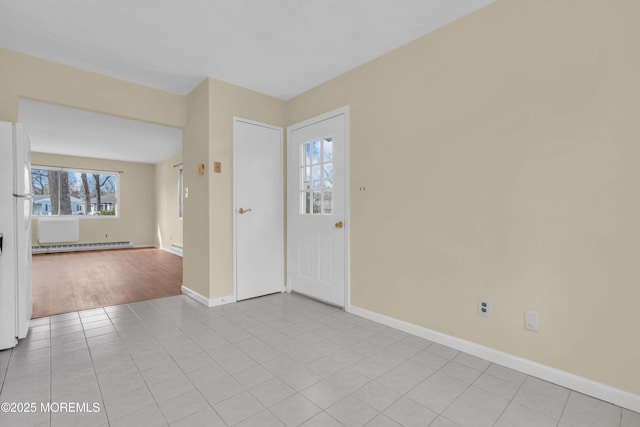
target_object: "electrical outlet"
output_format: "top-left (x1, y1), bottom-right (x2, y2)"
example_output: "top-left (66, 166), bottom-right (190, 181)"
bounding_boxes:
top-left (477, 298), bottom-right (491, 318)
top-left (524, 311), bottom-right (539, 332)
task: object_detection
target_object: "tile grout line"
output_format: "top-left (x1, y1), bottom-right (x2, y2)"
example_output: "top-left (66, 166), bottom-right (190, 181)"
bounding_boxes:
top-left (79, 308), bottom-right (112, 427)
top-left (48, 317), bottom-right (52, 427)
top-left (556, 385), bottom-right (572, 427)
top-left (0, 344), bottom-right (14, 398)
top-left (8, 294), bottom-right (637, 427)
top-left (490, 368), bottom-right (529, 427)
top-left (120, 301), bottom-right (230, 426)
top-left (105, 303), bottom-right (175, 426)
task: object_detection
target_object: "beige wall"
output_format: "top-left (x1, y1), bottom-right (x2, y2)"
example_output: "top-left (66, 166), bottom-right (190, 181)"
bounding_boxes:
top-left (182, 79), bottom-right (211, 297)
top-left (286, 0), bottom-right (640, 395)
top-left (0, 49), bottom-right (186, 278)
top-left (208, 79), bottom-right (286, 298)
top-left (155, 152), bottom-right (183, 250)
top-left (181, 78), bottom-right (285, 299)
top-left (0, 49), bottom-right (185, 127)
top-left (31, 153), bottom-right (156, 247)
top-left (4, 0), bottom-right (640, 398)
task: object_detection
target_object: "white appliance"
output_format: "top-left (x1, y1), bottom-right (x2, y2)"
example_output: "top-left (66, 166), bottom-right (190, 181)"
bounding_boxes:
top-left (0, 122), bottom-right (32, 350)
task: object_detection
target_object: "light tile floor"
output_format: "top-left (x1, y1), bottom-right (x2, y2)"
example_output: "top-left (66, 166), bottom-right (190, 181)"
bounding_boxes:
top-left (0, 293), bottom-right (638, 427)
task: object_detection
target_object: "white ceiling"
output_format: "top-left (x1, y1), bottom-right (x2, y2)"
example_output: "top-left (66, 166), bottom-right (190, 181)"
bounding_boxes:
top-left (5, 1), bottom-right (493, 163)
top-left (19, 99), bottom-right (183, 164)
top-left (0, 0), bottom-right (493, 100)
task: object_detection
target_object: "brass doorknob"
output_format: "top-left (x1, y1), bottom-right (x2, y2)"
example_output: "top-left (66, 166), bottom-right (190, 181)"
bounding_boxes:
top-left (335, 221), bottom-right (343, 229)
top-left (239, 208), bottom-right (252, 214)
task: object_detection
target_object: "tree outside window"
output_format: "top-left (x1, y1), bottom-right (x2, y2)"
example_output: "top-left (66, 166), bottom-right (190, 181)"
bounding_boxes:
top-left (31, 167), bottom-right (119, 216)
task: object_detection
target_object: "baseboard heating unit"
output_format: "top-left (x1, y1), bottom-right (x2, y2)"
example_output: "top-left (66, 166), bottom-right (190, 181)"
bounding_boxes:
top-left (32, 241), bottom-right (134, 254)
top-left (170, 243), bottom-right (183, 255)
top-left (37, 217), bottom-right (80, 244)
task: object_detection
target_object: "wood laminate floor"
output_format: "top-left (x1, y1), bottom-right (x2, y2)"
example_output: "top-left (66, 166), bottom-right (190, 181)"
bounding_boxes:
top-left (31, 248), bottom-right (182, 318)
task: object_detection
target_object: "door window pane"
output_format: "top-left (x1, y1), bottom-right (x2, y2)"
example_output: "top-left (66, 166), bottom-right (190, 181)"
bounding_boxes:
top-left (312, 140), bottom-right (321, 164)
top-left (323, 191), bottom-right (332, 214)
top-left (323, 138), bottom-right (333, 162)
top-left (300, 137), bottom-right (333, 215)
top-left (305, 192), bottom-right (311, 214)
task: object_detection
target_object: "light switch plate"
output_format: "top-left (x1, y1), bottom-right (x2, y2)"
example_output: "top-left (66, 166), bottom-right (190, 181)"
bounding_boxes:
top-left (524, 311), bottom-right (539, 332)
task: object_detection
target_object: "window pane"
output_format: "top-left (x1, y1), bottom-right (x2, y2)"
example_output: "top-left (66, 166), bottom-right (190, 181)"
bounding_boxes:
top-left (323, 190), bottom-right (332, 214)
top-left (68, 171), bottom-right (92, 215)
top-left (300, 135), bottom-right (334, 216)
top-left (312, 140), bottom-right (321, 164)
top-left (323, 138), bottom-right (333, 162)
top-left (313, 191), bottom-right (322, 214)
top-left (304, 191), bottom-right (311, 214)
top-left (92, 174), bottom-right (118, 215)
top-left (31, 167), bottom-right (118, 217)
top-left (323, 165), bottom-right (333, 180)
top-left (31, 168), bottom-right (55, 216)
top-left (305, 143), bottom-right (311, 166)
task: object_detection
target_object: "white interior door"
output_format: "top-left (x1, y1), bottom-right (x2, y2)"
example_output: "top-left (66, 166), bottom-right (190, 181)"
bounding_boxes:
top-left (288, 107), bottom-right (349, 307)
top-left (234, 119), bottom-right (284, 301)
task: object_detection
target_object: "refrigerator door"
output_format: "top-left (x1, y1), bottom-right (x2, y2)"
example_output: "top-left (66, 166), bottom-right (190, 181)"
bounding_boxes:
top-left (0, 122), bottom-right (18, 349)
top-left (14, 123), bottom-right (32, 338)
top-left (15, 195), bottom-right (32, 338)
top-left (13, 123), bottom-right (32, 197)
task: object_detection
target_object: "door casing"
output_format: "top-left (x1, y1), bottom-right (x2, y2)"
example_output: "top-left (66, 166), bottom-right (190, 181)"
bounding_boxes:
top-left (286, 106), bottom-right (350, 310)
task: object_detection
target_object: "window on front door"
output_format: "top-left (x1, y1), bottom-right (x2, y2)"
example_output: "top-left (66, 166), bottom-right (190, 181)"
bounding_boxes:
top-left (300, 138), bottom-right (333, 215)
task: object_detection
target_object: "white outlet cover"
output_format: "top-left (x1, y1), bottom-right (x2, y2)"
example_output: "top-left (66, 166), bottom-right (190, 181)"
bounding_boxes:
top-left (477, 298), bottom-right (491, 318)
top-left (524, 311), bottom-right (539, 332)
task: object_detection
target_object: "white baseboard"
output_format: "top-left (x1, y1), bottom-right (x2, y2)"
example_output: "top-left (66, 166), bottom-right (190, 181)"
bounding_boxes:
top-left (159, 246), bottom-right (183, 257)
top-left (348, 305), bottom-right (640, 413)
top-left (181, 285), bottom-right (235, 308)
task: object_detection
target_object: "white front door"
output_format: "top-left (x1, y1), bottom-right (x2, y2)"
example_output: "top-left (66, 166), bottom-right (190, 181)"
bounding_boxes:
top-left (234, 118), bottom-right (284, 301)
top-left (287, 107), bottom-right (349, 307)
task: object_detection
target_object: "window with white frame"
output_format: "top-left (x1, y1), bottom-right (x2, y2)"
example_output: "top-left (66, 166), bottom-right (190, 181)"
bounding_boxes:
top-left (31, 166), bottom-right (119, 217)
top-left (300, 138), bottom-right (333, 215)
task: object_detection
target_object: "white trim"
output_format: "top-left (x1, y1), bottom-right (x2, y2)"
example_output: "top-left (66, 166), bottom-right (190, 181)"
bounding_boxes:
top-left (287, 106), bottom-right (349, 133)
top-left (348, 305), bottom-right (640, 413)
top-left (32, 241), bottom-right (136, 254)
top-left (286, 105), bottom-right (350, 309)
top-left (170, 243), bottom-right (183, 256)
top-left (343, 108), bottom-right (351, 311)
top-left (181, 285), bottom-right (236, 308)
top-left (177, 164), bottom-right (184, 220)
top-left (159, 246), bottom-right (183, 257)
top-left (233, 116), bottom-right (283, 131)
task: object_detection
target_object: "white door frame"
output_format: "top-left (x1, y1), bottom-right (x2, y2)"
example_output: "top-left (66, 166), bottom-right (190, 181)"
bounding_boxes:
top-left (286, 106), bottom-right (350, 310)
top-left (233, 117), bottom-right (284, 301)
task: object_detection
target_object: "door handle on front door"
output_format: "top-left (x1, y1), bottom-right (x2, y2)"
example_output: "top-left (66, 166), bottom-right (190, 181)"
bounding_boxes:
top-left (239, 208), bottom-right (252, 214)
top-left (335, 221), bottom-right (343, 229)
